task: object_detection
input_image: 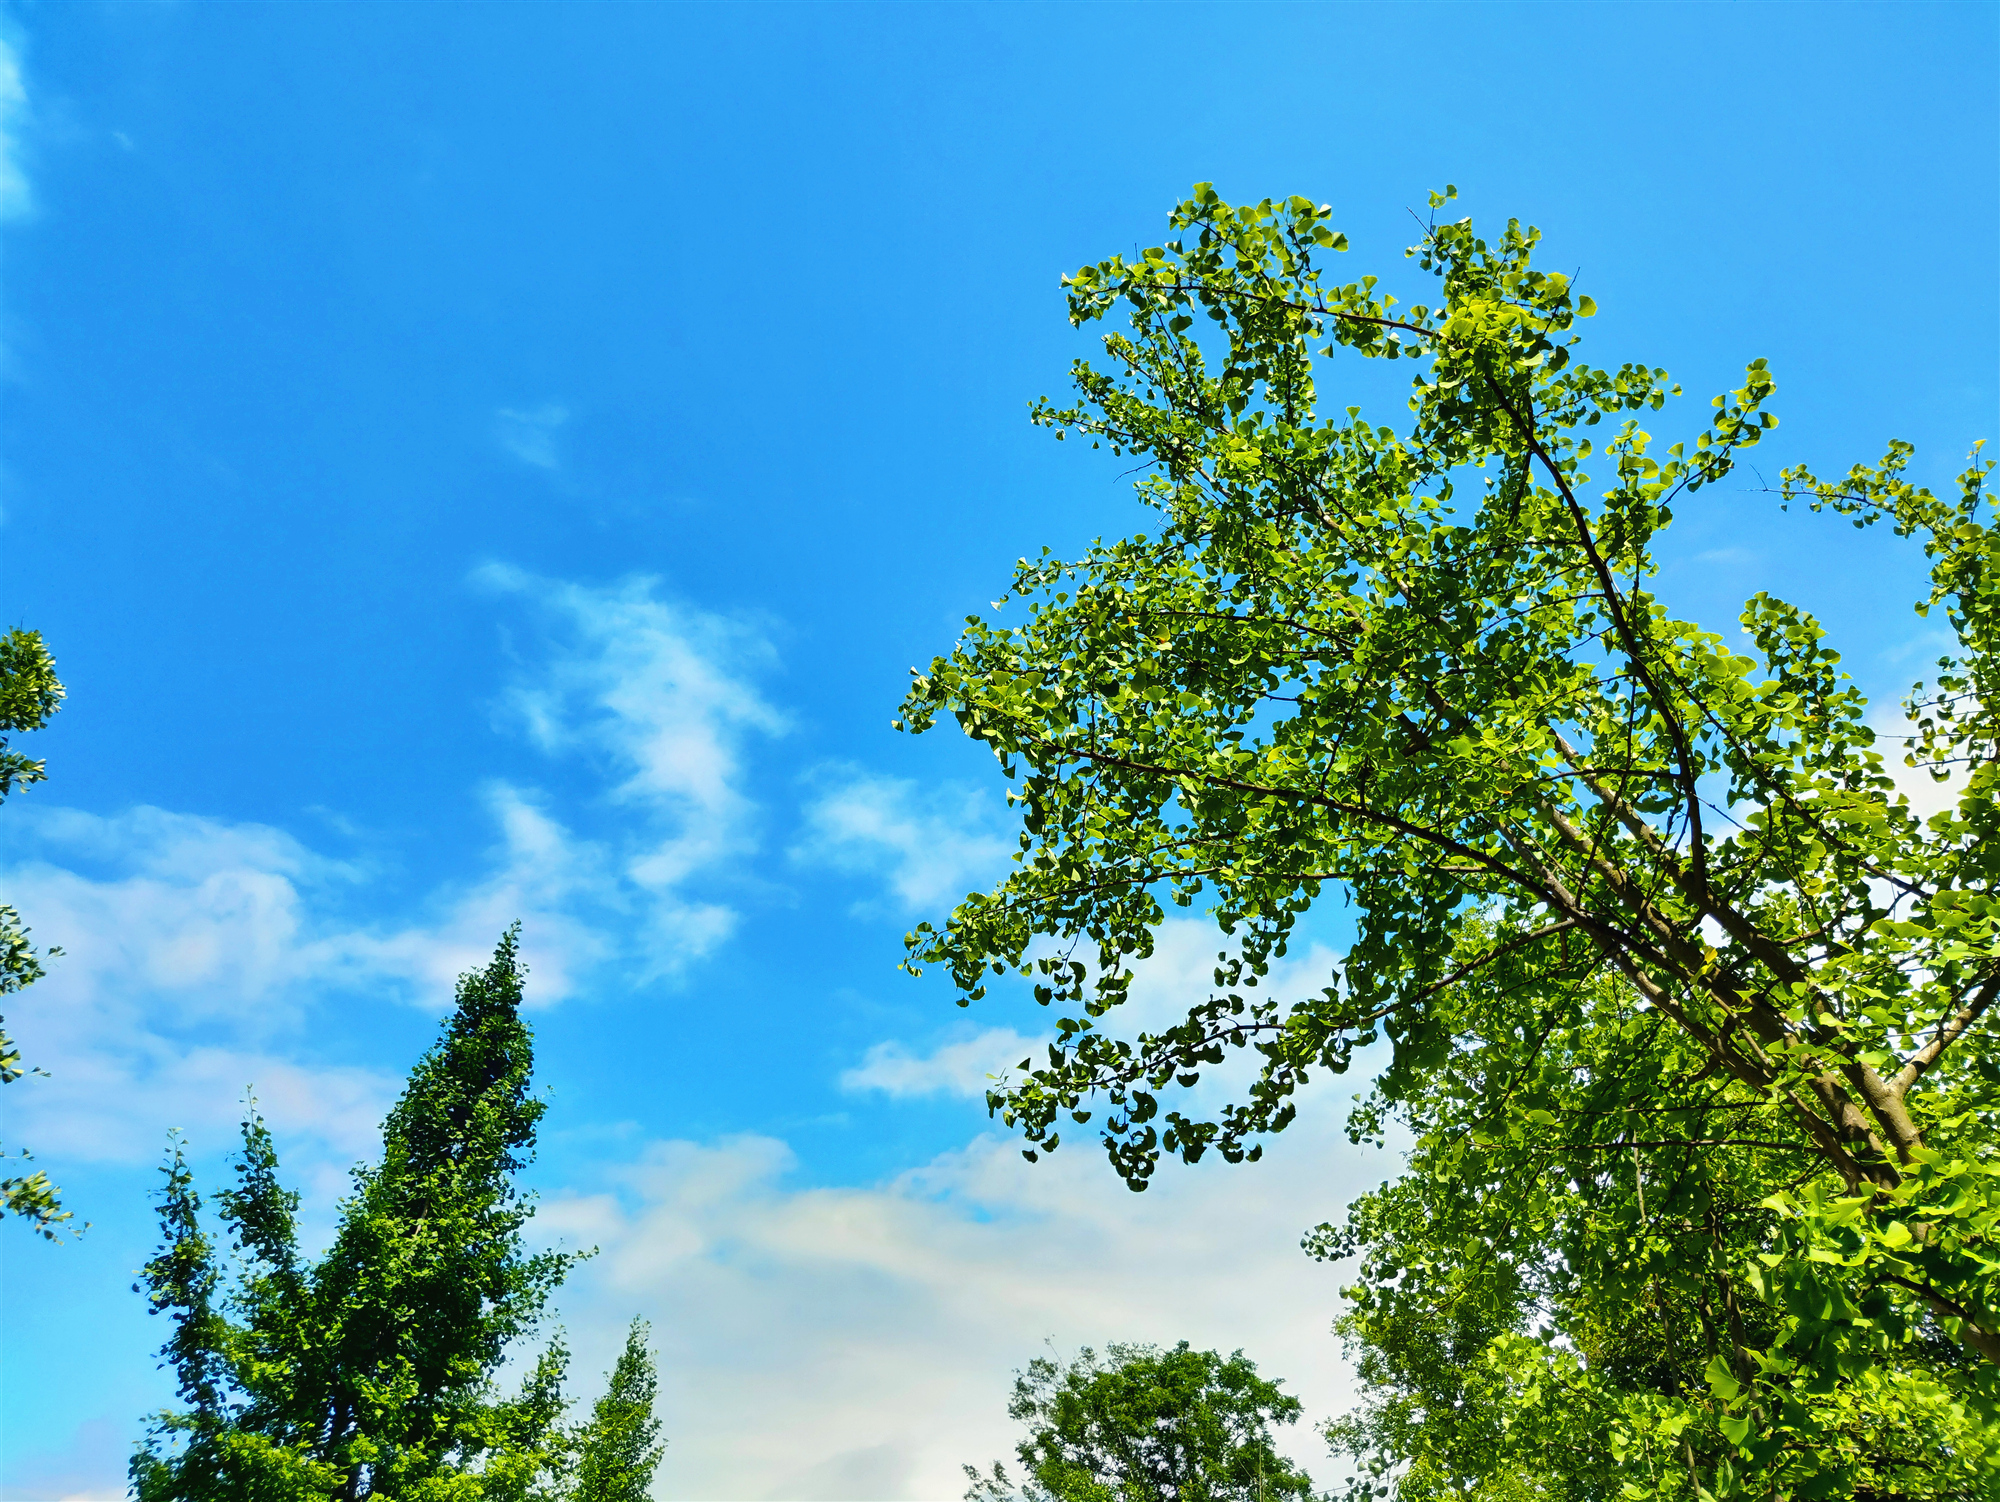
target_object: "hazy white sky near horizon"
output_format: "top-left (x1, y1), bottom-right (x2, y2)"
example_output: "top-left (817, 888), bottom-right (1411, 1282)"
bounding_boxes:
top-left (1, 3), bottom-right (1994, 1497)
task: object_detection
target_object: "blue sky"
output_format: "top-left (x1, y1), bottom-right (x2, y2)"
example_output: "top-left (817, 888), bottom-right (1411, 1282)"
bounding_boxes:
top-left (0, 3), bottom-right (1994, 1497)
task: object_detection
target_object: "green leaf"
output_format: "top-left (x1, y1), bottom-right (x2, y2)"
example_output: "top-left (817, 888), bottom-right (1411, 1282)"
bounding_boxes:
top-left (1704, 1355), bottom-right (1742, 1403)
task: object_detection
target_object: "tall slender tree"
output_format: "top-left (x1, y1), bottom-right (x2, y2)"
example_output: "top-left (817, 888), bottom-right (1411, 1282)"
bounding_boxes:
top-left (573, 1321), bottom-right (665, 1502)
top-left (133, 928), bottom-right (665, 1500)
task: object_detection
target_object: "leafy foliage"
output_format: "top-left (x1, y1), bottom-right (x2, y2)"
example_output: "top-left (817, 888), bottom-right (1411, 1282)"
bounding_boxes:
top-left (0, 627), bottom-right (72, 1238)
top-left (131, 928), bottom-right (665, 1500)
top-left (965, 1342), bottom-right (1314, 1502)
top-left (900, 186), bottom-right (2000, 1496)
top-left (573, 1321), bottom-right (665, 1502)
top-left (1309, 963), bottom-right (1997, 1501)
top-left (0, 626), bottom-right (63, 800)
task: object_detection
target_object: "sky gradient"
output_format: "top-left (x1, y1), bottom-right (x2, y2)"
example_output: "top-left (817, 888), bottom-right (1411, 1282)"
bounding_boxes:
top-left (1, 3), bottom-right (1995, 1497)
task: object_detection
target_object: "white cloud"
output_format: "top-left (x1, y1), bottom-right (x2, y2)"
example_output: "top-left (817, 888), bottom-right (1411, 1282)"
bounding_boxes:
top-left (0, 571), bottom-right (791, 1167)
top-left (842, 1026), bottom-right (1045, 1099)
top-left (795, 767), bottom-right (1014, 912)
top-left (0, 26), bottom-right (31, 222)
top-left (0, 802), bottom-right (463, 1168)
top-left (9, 789), bottom-right (611, 1017)
top-left (496, 403), bottom-right (569, 469)
top-left (1862, 628), bottom-right (1969, 824)
top-left (477, 566), bottom-right (786, 973)
top-left (322, 781), bottom-right (624, 1007)
top-left (537, 1105), bottom-right (1388, 1502)
top-left (6, 804), bottom-right (350, 1026)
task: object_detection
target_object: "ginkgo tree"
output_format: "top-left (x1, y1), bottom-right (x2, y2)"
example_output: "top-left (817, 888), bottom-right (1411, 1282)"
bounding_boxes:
top-left (898, 185), bottom-right (1999, 1498)
top-left (132, 928), bottom-right (666, 1501)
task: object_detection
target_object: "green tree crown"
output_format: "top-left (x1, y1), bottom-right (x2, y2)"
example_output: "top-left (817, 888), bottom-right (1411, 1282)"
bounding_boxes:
top-left (901, 186), bottom-right (2000, 1498)
top-left (967, 1342), bottom-right (1313, 1502)
top-left (132, 928), bottom-right (665, 1501)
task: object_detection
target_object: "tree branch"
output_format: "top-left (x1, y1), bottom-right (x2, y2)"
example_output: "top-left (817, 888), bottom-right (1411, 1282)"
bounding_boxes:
top-left (1891, 972), bottom-right (2000, 1099)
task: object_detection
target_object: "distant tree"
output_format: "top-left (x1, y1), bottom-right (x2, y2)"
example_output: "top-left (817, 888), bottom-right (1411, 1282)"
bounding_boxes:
top-left (0, 626), bottom-right (71, 1238)
top-left (131, 927), bottom-right (666, 1501)
top-left (573, 1320), bottom-right (665, 1502)
top-left (965, 1343), bottom-right (1314, 1502)
top-left (899, 186), bottom-right (2000, 1496)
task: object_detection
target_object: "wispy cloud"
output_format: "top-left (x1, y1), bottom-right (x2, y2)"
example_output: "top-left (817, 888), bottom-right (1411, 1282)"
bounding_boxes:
top-left (0, 791), bottom-right (632, 1171)
top-left (495, 403), bottom-right (569, 469)
top-left (1, 569), bottom-right (791, 1169)
top-left (842, 1026), bottom-right (1045, 1099)
top-left (7, 566), bottom-right (1387, 1498)
top-left (478, 565), bottom-right (786, 971)
top-left (794, 766), bottom-right (1014, 912)
top-left (336, 781), bottom-right (619, 1006)
top-left (0, 26), bottom-right (31, 222)
top-left (7, 804), bottom-right (360, 1024)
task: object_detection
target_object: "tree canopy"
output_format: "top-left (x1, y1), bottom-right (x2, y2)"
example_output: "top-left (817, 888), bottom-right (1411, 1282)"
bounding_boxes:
top-left (965, 1342), bottom-right (1314, 1502)
top-left (900, 186), bottom-right (1999, 1497)
top-left (132, 927), bottom-right (666, 1501)
top-left (0, 626), bottom-right (72, 1239)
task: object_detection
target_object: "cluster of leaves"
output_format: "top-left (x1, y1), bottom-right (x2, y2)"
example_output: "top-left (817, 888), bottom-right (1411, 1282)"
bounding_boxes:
top-left (0, 626), bottom-right (72, 1238)
top-left (1308, 955), bottom-right (1994, 1500)
top-left (966, 1342), bottom-right (1315, 1502)
top-left (132, 929), bottom-right (665, 1501)
top-left (899, 185), bottom-right (1999, 1495)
